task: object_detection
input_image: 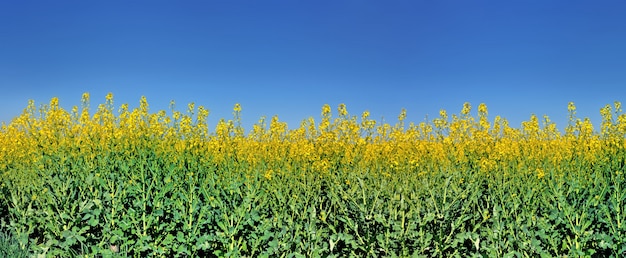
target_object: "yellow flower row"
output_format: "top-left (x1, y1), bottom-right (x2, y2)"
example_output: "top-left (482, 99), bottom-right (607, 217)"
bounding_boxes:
top-left (1, 93), bottom-right (625, 180)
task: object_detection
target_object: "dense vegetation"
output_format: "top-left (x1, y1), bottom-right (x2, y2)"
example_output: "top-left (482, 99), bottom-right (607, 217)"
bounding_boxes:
top-left (1, 93), bottom-right (625, 257)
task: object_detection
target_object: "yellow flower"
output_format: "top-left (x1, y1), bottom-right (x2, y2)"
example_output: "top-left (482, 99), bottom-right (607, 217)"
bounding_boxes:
top-left (338, 103), bottom-right (347, 117)
top-left (461, 102), bottom-right (471, 115)
top-left (536, 168), bottom-right (545, 179)
top-left (439, 109), bottom-right (448, 120)
top-left (322, 104), bottom-right (331, 117)
top-left (568, 102), bottom-right (576, 113)
top-left (478, 103), bottom-right (488, 115)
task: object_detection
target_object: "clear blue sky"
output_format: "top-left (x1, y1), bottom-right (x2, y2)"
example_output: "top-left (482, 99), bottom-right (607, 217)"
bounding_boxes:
top-left (2, 0), bottom-right (626, 132)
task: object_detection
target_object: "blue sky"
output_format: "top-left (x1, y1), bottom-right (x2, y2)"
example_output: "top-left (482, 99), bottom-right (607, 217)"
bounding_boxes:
top-left (2, 0), bottom-right (626, 132)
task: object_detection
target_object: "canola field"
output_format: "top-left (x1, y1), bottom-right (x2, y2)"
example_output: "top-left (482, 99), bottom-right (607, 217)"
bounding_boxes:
top-left (1, 93), bottom-right (625, 257)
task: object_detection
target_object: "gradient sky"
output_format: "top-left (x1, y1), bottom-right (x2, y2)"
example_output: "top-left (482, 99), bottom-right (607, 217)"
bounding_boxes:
top-left (2, 0), bottom-right (626, 132)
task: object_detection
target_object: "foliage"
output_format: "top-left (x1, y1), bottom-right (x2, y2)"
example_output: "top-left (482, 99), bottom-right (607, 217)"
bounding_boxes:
top-left (1, 93), bottom-right (626, 256)
top-left (0, 230), bottom-right (30, 258)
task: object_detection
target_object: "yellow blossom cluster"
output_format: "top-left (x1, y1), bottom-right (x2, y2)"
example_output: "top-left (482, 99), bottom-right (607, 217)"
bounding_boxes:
top-left (1, 94), bottom-right (625, 182)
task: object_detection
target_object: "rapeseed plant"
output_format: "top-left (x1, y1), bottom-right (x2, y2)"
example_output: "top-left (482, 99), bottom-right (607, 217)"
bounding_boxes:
top-left (1, 93), bottom-right (625, 257)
